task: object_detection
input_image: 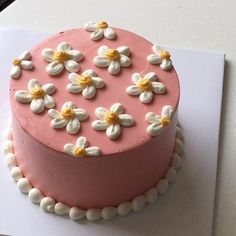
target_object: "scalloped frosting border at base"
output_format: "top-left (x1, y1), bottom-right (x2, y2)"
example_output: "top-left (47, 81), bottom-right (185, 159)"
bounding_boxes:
top-left (2, 125), bottom-right (184, 221)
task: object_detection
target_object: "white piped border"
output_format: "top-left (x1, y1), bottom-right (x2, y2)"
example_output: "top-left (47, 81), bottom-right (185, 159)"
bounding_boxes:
top-left (2, 125), bottom-right (184, 221)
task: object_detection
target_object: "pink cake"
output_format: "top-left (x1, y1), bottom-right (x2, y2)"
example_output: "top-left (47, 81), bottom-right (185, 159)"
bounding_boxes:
top-left (4, 21), bottom-right (183, 220)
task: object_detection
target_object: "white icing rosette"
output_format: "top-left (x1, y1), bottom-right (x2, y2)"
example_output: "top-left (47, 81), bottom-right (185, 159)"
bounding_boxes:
top-left (145, 105), bottom-right (174, 136)
top-left (126, 72), bottom-right (166, 104)
top-left (64, 136), bottom-right (101, 158)
top-left (84, 20), bottom-right (116, 41)
top-left (93, 45), bottom-right (131, 75)
top-left (48, 102), bottom-right (88, 134)
top-left (92, 103), bottom-right (134, 139)
top-left (41, 42), bottom-right (83, 76)
top-left (10, 51), bottom-right (34, 79)
top-left (15, 79), bottom-right (56, 113)
top-left (67, 69), bottom-right (105, 99)
top-left (147, 45), bottom-right (173, 70)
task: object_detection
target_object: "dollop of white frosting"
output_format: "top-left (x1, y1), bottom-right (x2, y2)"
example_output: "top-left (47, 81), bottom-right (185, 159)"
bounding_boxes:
top-left (176, 126), bottom-right (184, 141)
top-left (92, 103), bottom-right (134, 139)
top-left (117, 201), bottom-right (132, 216)
top-left (93, 45), bottom-right (131, 75)
top-left (145, 187), bottom-right (158, 204)
top-left (2, 140), bottom-right (14, 155)
top-left (156, 179), bottom-right (168, 194)
top-left (165, 167), bottom-right (177, 183)
top-left (40, 197), bottom-right (55, 213)
top-left (10, 166), bottom-right (23, 181)
top-left (86, 208), bottom-right (101, 221)
top-left (171, 153), bottom-right (182, 170)
top-left (4, 153), bottom-right (17, 170)
top-left (41, 42), bottom-right (83, 76)
top-left (101, 207), bottom-right (117, 220)
top-left (126, 72), bottom-right (166, 104)
top-left (48, 101), bottom-right (88, 135)
top-left (4, 127), bottom-right (13, 140)
top-left (174, 138), bottom-right (184, 154)
top-left (54, 202), bottom-right (70, 215)
top-left (28, 188), bottom-right (44, 204)
top-left (69, 207), bottom-right (86, 220)
top-left (10, 51), bottom-right (34, 79)
top-left (132, 195), bottom-right (146, 212)
top-left (15, 79), bottom-right (56, 113)
top-left (17, 178), bottom-right (32, 193)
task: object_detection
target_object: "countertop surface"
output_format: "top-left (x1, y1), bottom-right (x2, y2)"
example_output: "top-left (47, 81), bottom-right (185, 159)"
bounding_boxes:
top-left (0, 1), bottom-right (235, 235)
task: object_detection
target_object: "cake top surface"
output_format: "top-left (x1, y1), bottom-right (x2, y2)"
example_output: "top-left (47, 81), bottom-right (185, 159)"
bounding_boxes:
top-left (9, 22), bottom-right (180, 156)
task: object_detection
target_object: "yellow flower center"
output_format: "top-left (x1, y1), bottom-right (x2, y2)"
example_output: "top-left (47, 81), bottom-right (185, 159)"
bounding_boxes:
top-left (30, 86), bottom-right (45, 99)
top-left (12, 58), bottom-right (22, 66)
top-left (96, 20), bottom-right (108, 29)
top-left (73, 147), bottom-right (86, 158)
top-left (53, 51), bottom-right (70, 63)
top-left (78, 75), bottom-right (93, 87)
top-left (61, 108), bottom-right (75, 119)
top-left (137, 79), bottom-right (152, 91)
top-left (160, 117), bottom-right (170, 126)
top-left (105, 111), bottom-right (119, 125)
top-left (105, 49), bottom-right (120, 61)
top-left (159, 50), bottom-right (171, 60)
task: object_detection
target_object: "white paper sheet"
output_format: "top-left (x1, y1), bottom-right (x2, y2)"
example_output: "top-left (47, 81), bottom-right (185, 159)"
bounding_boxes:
top-left (0, 28), bottom-right (225, 236)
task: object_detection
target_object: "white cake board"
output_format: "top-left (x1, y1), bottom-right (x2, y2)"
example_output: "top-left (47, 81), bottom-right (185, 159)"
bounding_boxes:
top-left (0, 28), bottom-right (225, 236)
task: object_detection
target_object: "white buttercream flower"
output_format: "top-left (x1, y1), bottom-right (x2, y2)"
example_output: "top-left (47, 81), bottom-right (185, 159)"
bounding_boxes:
top-left (15, 79), bottom-right (56, 113)
top-left (126, 72), bottom-right (166, 103)
top-left (84, 20), bottom-right (116, 41)
top-left (67, 69), bottom-right (105, 99)
top-left (48, 102), bottom-right (88, 134)
top-left (10, 51), bottom-right (34, 79)
top-left (64, 136), bottom-right (101, 158)
top-left (147, 45), bottom-right (173, 70)
top-left (92, 103), bottom-right (134, 139)
top-left (41, 42), bottom-right (83, 76)
top-left (145, 105), bottom-right (174, 136)
top-left (93, 45), bottom-right (131, 75)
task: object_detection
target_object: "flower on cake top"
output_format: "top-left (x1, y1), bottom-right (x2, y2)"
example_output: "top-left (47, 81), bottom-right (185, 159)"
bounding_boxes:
top-left (41, 42), bottom-right (83, 76)
top-left (15, 79), bottom-right (56, 113)
top-left (64, 136), bottom-right (101, 158)
top-left (10, 51), bottom-right (34, 79)
top-left (67, 69), bottom-right (105, 99)
top-left (145, 105), bottom-right (174, 136)
top-left (84, 20), bottom-right (116, 41)
top-left (147, 45), bottom-right (173, 71)
top-left (126, 72), bottom-right (166, 104)
top-left (92, 103), bottom-right (134, 139)
top-left (48, 101), bottom-right (88, 134)
top-left (93, 45), bottom-right (131, 75)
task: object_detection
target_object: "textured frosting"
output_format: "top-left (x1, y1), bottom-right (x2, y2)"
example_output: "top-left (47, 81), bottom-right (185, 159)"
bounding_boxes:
top-left (10, 27), bottom-right (180, 155)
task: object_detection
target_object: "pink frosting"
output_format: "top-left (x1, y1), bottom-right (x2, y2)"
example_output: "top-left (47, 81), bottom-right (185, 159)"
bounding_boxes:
top-left (9, 27), bottom-right (180, 208)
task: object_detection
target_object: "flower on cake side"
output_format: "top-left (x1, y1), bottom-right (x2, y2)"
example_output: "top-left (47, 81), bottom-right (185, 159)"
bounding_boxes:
top-left (92, 103), bottom-right (134, 139)
top-left (10, 51), bottom-right (34, 79)
top-left (48, 101), bottom-right (88, 134)
top-left (15, 79), bottom-right (56, 113)
top-left (93, 45), bottom-right (131, 75)
top-left (147, 45), bottom-right (173, 71)
top-left (67, 69), bottom-right (105, 99)
top-left (41, 42), bottom-right (83, 76)
top-left (126, 72), bottom-right (166, 103)
top-left (64, 136), bottom-right (101, 158)
top-left (84, 20), bottom-right (116, 41)
top-left (145, 105), bottom-right (174, 136)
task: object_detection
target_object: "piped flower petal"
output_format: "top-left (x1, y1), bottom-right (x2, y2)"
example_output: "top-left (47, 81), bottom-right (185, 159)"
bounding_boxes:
top-left (19, 51), bottom-right (31, 60)
top-left (67, 83), bottom-right (83, 93)
top-left (147, 123), bottom-right (164, 136)
top-left (119, 114), bottom-right (134, 127)
top-left (145, 112), bottom-right (160, 124)
top-left (73, 108), bottom-right (88, 121)
top-left (92, 120), bottom-right (109, 131)
top-left (144, 72), bottom-right (157, 81)
top-left (117, 46), bottom-right (130, 56)
top-left (108, 60), bottom-right (120, 75)
top-left (57, 42), bottom-right (72, 51)
top-left (82, 85), bottom-right (96, 99)
top-left (160, 59), bottom-right (172, 70)
top-left (97, 45), bottom-right (109, 56)
top-left (86, 147), bottom-right (101, 156)
top-left (139, 90), bottom-right (153, 103)
top-left (132, 73), bottom-right (142, 83)
top-left (27, 79), bottom-right (41, 90)
top-left (93, 56), bottom-right (111, 67)
top-left (46, 61), bottom-right (64, 75)
top-left (66, 117), bottom-right (80, 134)
top-left (110, 103), bottom-right (124, 115)
top-left (104, 28), bottom-right (116, 39)
top-left (84, 22), bottom-right (97, 31)
top-left (64, 143), bottom-right (75, 156)
top-left (15, 90), bottom-right (32, 103)
top-left (44, 94), bottom-right (55, 108)
top-left (147, 54), bottom-right (162, 64)
top-left (76, 136), bottom-right (88, 148)
top-left (151, 82), bottom-right (166, 94)
top-left (95, 107), bottom-right (108, 120)
top-left (48, 109), bottom-right (61, 119)
top-left (126, 85), bottom-right (141, 95)
top-left (64, 60), bottom-right (80, 73)
top-left (21, 61), bottom-right (34, 70)
top-left (30, 99), bottom-right (45, 113)
top-left (161, 105), bottom-right (174, 119)
top-left (41, 48), bottom-right (55, 62)
top-left (68, 50), bottom-right (83, 62)
top-left (90, 29), bottom-right (104, 41)
top-left (119, 55), bottom-right (131, 67)
top-left (92, 77), bottom-right (105, 89)
top-left (10, 65), bottom-right (21, 79)
top-left (106, 124), bottom-right (121, 139)
top-left (51, 117), bottom-right (68, 129)
top-left (42, 83), bottom-right (56, 95)
top-left (82, 69), bottom-right (96, 77)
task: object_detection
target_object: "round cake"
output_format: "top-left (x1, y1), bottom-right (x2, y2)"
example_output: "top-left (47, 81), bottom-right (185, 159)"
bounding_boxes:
top-left (6, 21), bottom-right (182, 219)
